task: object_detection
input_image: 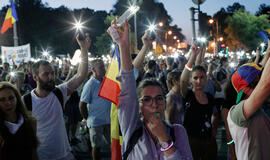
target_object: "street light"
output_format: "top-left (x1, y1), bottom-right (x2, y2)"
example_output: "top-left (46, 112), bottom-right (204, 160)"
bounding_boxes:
top-left (208, 18), bottom-right (219, 55)
top-left (158, 22), bottom-right (164, 27)
top-left (209, 18), bottom-right (214, 24)
top-left (173, 36), bottom-right (177, 40)
top-left (168, 30), bottom-right (172, 35)
top-left (219, 37), bottom-right (223, 41)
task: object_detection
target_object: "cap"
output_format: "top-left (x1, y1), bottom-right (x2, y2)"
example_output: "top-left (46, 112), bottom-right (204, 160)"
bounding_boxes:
top-left (231, 63), bottom-right (262, 104)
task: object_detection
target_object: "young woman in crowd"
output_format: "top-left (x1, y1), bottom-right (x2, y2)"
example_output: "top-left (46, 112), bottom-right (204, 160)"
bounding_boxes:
top-left (165, 70), bottom-right (185, 125)
top-left (180, 44), bottom-right (219, 160)
top-left (108, 20), bottom-right (193, 160)
top-left (0, 82), bottom-right (39, 160)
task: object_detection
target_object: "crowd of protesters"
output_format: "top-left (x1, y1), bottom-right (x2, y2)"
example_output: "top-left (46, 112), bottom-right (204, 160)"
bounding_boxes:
top-left (0, 17), bottom-right (269, 160)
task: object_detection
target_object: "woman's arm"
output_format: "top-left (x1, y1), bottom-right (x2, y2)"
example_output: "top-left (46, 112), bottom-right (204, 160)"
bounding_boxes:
top-left (254, 48), bottom-right (261, 64)
top-left (165, 96), bottom-right (176, 124)
top-left (108, 20), bottom-right (139, 150)
top-left (260, 40), bottom-right (270, 67)
top-left (180, 44), bottom-right (200, 98)
top-left (244, 46), bottom-right (270, 119)
top-left (133, 31), bottom-right (152, 69)
top-left (195, 46), bottom-right (205, 66)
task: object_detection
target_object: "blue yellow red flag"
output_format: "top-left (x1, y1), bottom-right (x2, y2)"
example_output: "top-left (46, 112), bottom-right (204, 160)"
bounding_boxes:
top-left (1, 1), bottom-right (18, 34)
top-left (98, 44), bottom-right (122, 160)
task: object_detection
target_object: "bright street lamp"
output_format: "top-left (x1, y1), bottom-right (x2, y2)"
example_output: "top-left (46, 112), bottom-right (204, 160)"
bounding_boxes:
top-left (158, 22), bottom-right (164, 27)
top-left (219, 37), bottom-right (224, 41)
top-left (209, 19), bottom-right (214, 24)
top-left (173, 36), bottom-right (177, 40)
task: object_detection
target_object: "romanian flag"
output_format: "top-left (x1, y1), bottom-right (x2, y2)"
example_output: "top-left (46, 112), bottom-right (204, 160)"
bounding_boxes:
top-left (257, 29), bottom-right (270, 44)
top-left (98, 44), bottom-right (122, 160)
top-left (1, 1), bottom-right (18, 34)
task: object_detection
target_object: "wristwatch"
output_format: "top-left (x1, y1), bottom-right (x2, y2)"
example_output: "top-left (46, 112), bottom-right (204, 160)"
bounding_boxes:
top-left (160, 140), bottom-right (174, 151)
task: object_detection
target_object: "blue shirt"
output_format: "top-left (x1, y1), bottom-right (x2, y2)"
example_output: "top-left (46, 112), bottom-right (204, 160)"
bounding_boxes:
top-left (80, 77), bottom-right (111, 127)
top-left (204, 79), bottom-right (216, 97)
top-left (118, 69), bottom-right (193, 160)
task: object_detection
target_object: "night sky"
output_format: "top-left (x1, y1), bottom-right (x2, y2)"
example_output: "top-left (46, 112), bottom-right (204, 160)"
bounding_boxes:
top-left (0, 0), bottom-right (269, 42)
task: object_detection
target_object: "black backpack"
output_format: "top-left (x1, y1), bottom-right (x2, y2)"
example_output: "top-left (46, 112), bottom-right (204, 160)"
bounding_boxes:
top-left (122, 123), bottom-right (175, 160)
top-left (23, 88), bottom-right (64, 111)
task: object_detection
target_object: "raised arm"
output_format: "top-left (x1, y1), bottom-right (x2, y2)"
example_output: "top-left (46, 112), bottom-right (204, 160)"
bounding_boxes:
top-left (66, 34), bottom-right (91, 96)
top-left (133, 31), bottom-right (152, 69)
top-left (260, 40), bottom-right (270, 67)
top-left (180, 44), bottom-right (200, 98)
top-left (243, 48), bottom-right (270, 119)
top-left (195, 46), bottom-right (205, 66)
top-left (254, 48), bottom-right (261, 64)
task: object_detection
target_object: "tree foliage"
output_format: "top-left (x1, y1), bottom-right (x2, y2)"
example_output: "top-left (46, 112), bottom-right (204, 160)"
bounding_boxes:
top-left (94, 15), bottom-right (115, 56)
top-left (0, 0), bottom-right (108, 57)
top-left (256, 4), bottom-right (270, 21)
top-left (224, 11), bottom-right (270, 51)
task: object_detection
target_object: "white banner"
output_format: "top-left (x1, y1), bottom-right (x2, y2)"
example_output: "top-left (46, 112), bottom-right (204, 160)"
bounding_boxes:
top-left (1, 44), bottom-right (31, 65)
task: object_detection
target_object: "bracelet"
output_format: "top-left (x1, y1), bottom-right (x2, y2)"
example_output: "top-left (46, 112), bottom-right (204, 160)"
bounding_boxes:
top-left (185, 64), bottom-right (193, 71)
top-left (226, 139), bottom-right (234, 145)
top-left (160, 141), bottom-right (174, 152)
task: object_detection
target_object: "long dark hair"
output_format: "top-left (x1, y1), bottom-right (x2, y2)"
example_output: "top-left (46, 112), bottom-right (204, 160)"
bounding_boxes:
top-left (0, 82), bottom-right (29, 123)
top-left (0, 82), bottom-right (39, 148)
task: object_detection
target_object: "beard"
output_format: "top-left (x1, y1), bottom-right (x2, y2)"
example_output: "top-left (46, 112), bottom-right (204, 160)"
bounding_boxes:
top-left (38, 77), bottom-right (55, 92)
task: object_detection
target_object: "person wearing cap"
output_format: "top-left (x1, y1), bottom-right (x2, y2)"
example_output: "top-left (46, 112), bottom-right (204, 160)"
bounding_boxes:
top-left (227, 41), bottom-right (270, 160)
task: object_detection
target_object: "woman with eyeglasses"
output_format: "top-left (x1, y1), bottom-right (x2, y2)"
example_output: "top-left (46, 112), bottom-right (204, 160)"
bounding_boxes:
top-left (108, 20), bottom-right (193, 160)
top-left (0, 82), bottom-right (39, 160)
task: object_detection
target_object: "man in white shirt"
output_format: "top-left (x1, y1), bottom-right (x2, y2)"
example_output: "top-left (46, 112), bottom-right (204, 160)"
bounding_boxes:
top-left (27, 34), bottom-right (90, 160)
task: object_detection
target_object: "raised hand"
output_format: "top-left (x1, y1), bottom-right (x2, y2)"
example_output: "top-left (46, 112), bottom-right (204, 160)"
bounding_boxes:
top-left (107, 19), bottom-right (129, 47)
top-left (76, 33), bottom-right (91, 50)
top-left (142, 30), bottom-right (153, 48)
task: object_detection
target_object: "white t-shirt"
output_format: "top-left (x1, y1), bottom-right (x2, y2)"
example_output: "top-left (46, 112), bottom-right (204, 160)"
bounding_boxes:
top-left (30, 83), bottom-right (70, 160)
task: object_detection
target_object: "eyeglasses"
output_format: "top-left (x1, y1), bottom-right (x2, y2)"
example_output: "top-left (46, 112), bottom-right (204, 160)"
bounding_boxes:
top-left (139, 95), bottom-right (165, 106)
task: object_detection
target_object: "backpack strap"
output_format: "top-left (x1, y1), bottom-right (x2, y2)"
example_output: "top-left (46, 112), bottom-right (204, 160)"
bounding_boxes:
top-left (122, 126), bottom-right (143, 160)
top-left (23, 88), bottom-right (64, 112)
top-left (52, 87), bottom-right (64, 109)
top-left (23, 92), bottom-right (32, 111)
top-left (169, 125), bottom-right (175, 142)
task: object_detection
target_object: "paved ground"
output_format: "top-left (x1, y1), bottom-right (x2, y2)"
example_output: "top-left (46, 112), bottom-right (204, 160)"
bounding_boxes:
top-left (71, 121), bottom-right (228, 160)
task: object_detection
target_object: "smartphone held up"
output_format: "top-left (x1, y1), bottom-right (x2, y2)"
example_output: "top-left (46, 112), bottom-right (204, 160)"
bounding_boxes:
top-left (116, 5), bottom-right (140, 26)
top-left (108, 5), bottom-right (140, 41)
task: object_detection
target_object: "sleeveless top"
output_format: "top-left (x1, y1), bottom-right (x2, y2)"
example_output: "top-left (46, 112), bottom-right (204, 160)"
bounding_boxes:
top-left (183, 90), bottom-right (215, 138)
top-left (166, 91), bottom-right (185, 124)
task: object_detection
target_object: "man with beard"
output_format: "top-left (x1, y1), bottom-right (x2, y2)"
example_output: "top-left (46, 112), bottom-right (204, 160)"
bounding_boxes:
top-left (80, 59), bottom-right (111, 160)
top-left (24, 34), bottom-right (91, 160)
